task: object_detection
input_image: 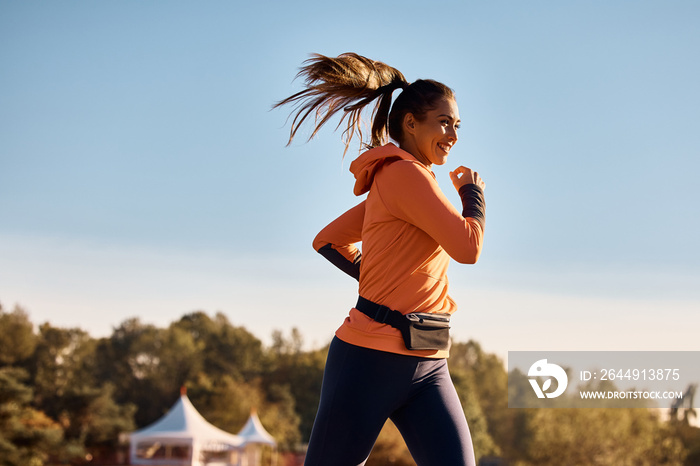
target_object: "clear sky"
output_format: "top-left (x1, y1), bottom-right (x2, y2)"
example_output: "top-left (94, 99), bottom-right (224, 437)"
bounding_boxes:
top-left (1, 1), bottom-right (698, 359)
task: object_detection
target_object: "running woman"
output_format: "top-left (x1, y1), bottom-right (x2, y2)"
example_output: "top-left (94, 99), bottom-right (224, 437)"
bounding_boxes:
top-left (275, 53), bottom-right (486, 466)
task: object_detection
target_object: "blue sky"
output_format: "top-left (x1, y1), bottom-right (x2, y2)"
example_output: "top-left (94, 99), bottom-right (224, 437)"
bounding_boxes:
top-left (1, 1), bottom-right (698, 358)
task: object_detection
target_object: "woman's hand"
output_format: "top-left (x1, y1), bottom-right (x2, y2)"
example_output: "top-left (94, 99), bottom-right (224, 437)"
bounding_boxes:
top-left (450, 166), bottom-right (485, 191)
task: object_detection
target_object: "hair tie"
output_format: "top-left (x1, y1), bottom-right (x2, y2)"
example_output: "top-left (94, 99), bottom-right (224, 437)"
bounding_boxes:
top-left (374, 80), bottom-right (407, 97)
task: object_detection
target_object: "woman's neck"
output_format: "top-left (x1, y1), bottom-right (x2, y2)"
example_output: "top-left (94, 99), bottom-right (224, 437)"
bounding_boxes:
top-left (398, 141), bottom-right (431, 168)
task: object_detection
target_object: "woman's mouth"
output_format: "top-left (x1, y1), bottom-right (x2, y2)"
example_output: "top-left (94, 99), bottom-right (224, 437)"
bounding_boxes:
top-left (437, 142), bottom-right (452, 153)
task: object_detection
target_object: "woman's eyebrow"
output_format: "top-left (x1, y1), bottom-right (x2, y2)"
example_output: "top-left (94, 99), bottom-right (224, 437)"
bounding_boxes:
top-left (438, 114), bottom-right (461, 122)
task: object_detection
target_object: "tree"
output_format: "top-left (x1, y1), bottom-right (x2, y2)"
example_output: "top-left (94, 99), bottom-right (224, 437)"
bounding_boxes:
top-left (173, 312), bottom-right (265, 382)
top-left (366, 420), bottom-right (416, 466)
top-left (0, 367), bottom-right (65, 466)
top-left (96, 313), bottom-right (277, 437)
top-left (189, 374), bottom-right (301, 450)
top-left (29, 324), bottom-right (96, 402)
top-left (94, 318), bottom-right (173, 426)
top-left (0, 304), bottom-right (37, 366)
top-left (56, 383), bottom-right (135, 458)
top-left (265, 329), bottom-right (326, 442)
top-left (448, 341), bottom-right (503, 460)
top-left (522, 408), bottom-right (686, 466)
top-left (2, 304), bottom-right (694, 464)
top-left (26, 323), bottom-right (135, 460)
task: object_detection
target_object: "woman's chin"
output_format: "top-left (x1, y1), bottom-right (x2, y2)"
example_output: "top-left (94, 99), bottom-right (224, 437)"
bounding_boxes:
top-left (432, 155), bottom-right (449, 166)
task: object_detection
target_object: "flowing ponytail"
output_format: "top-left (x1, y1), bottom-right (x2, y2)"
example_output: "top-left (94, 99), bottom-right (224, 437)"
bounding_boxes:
top-left (274, 53), bottom-right (408, 154)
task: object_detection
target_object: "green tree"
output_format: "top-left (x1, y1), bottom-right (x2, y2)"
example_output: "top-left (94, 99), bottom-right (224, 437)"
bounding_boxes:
top-left (151, 323), bottom-right (204, 394)
top-left (366, 420), bottom-right (416, 466)
top-left (94, 318), bottom-right (173, 426)
top-left (56, 383), bottom-right (135, 458)
top-left (669, 419), bottom-right (700, 466)
top-left (521, 408), bottom-right (686, 466)
top-left (265, 329), bottom-right (326, 442)
top-left (189, 373), bottom-right (301, 450)
top-left (0, 367), bottom-right (64, 466)
top-left (29, 324), bottom-right (96, 401)
top-left (27, 323), bottom-right (135, 460)
top-left (173, 311), bottom-right (265, 381)
top-left (0, 304), bottom-right (37, 366)
top-left (448, 341), bottom-right (503, 460)
top-left (96, 313), bottom-right (268, 429)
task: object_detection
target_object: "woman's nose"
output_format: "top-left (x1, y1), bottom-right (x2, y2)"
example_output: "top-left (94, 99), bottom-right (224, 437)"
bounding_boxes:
top-left (447, 126), bottom-right (458, 142)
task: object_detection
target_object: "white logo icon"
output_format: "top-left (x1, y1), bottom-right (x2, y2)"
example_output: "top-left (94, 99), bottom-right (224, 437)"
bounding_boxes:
top-left (528, 359), bottom-right (568, 398)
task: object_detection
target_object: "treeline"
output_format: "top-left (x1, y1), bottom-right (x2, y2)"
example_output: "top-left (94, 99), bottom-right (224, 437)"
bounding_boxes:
top-left (1, 302), bottom-right (698, 465)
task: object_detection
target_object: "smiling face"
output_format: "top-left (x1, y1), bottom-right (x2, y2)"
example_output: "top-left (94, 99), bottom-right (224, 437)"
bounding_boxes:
top-left (400, 97), bottom-right (461, 167)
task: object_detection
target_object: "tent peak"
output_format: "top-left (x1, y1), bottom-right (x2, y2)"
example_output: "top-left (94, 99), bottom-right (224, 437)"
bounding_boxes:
top-left (237, 410), bottom-right (275, 446)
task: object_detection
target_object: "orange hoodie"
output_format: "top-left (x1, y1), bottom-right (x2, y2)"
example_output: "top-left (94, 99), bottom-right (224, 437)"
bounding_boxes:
top-left (313, 143), bottom-right (485, 358)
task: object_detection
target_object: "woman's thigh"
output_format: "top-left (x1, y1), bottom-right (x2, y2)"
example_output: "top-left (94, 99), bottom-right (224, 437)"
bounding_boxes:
top-left (304, 338), bottom-right (418, 466)
top-left (390, 360), bottom-right (476, 466)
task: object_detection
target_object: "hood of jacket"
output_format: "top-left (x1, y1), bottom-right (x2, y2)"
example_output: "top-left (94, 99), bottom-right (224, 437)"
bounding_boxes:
top-left (349, 143), bottom-right (419, 196)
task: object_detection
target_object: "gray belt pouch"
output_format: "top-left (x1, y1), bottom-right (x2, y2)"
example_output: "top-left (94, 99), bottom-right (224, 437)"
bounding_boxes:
top-left (401, 313), bottom-right (451, 351)
top-left (355, 296), bottom-right (451, 351)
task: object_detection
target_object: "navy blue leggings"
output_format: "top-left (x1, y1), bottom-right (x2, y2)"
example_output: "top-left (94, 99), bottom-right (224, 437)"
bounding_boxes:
top-left (304, 337), bottom-right (476, 466)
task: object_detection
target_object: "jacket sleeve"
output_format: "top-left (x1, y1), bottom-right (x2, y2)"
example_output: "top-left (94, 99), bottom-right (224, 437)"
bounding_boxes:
top-left (312, 201), bottom-right (365, 281)
top-left (378, 161), bottom-right (485, 264)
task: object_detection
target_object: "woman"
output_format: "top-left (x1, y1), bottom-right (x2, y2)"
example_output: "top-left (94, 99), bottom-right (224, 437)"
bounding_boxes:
top-left (276, 53), bottom-right (485, 466)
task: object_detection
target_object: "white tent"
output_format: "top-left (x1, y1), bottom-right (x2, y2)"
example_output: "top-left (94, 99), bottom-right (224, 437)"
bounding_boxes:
top-left (128, 389), bottom-right (276, 466)
top-left (238, 409), bottom-right (276, 447)
top-left (237, 409), bottom-right (277, 466)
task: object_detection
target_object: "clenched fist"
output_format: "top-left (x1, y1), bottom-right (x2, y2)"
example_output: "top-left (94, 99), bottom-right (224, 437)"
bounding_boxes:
top-left (449, 166), bottom-right (485, 191)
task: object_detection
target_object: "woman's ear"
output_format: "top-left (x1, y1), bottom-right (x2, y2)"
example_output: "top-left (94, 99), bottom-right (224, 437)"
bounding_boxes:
top-left (403, 113), bottom-right (416, 136)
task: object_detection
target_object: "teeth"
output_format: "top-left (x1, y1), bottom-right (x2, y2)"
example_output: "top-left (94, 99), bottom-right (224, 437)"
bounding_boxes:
top-left (438, 143), bottom-right (451, 152)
